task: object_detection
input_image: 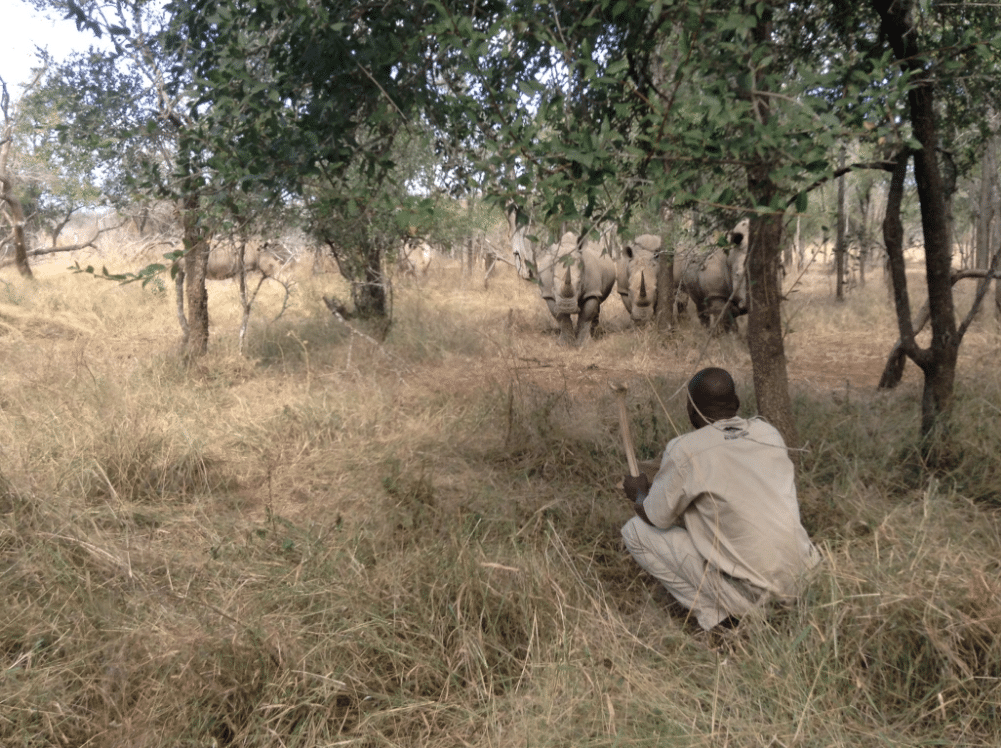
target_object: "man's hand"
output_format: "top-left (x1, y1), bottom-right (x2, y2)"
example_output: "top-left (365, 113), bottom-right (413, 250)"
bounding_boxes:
top-left (623, 473), bottom-right (650, 503)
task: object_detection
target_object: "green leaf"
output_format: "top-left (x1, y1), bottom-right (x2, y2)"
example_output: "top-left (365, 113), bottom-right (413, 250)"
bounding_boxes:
top-left (795, 191), bottom-right (808, 214)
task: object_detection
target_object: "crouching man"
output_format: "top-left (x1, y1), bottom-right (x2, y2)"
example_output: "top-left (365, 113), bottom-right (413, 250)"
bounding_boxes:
top-left (621, 367), bottom-right (820, 631)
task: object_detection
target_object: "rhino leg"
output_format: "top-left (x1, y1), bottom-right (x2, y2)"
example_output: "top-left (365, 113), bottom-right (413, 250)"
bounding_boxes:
top-left (574, 297), bottom-right (602, 346)
top-left (703, 297), bottom-right (737, 333)
top-left (557, 314), bottom-right (576, 346)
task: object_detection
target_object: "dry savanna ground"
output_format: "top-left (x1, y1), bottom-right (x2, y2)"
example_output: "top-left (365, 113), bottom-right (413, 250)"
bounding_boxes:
top-left (2, 238), bottom-right (1001, 747)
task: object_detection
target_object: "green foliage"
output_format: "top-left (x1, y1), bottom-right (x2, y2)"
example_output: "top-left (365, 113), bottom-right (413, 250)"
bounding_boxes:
top-left (429, 1), bottom-right (909, 226)
top-left (70, 248), bottom-right (183, 291)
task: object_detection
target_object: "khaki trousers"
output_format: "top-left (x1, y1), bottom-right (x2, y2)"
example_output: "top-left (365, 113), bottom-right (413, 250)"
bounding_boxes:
top-left (621, 516), bottom-right (763, 630)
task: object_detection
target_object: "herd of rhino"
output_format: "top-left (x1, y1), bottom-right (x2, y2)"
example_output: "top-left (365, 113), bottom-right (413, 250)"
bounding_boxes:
top-left (518, 220), bottom-right (751, 346)
top-left (184, 219), bottom-right (749, 348)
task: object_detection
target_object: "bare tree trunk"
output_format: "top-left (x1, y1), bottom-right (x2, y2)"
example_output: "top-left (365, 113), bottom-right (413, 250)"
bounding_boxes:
top-left (0, 179), bottom-right (34, 279)
top-left (656, 200), bottom-right (676, 332)
top-left (237, 236), bottom-right (250, 354)
top-left (989, 136), bottom-right (1001, 320)
top-left (746, 213), bottom-right (798, 451)
top-left (655, 251), bottom-right (675, 333)
top-left (795, 215), bottom-right (802, 270)
top-left (0, 151), bottom-right (33, 279)
top-left (174, 265), bottom-right (189, 340)
top-left (352, 242), bottom-right (388, 319)
top-left (180, 193), bottom-right (210, 357)
top-left (879, 150), bottom-right (911, 389)
top-left (1, 70), bottom-right (40, 280)
top-left (835, 149), bottom-right (847, 300)
top-left (975, 138), bottom-right (994, 270)
top-left (996, 263), bottom-right (1001, 320)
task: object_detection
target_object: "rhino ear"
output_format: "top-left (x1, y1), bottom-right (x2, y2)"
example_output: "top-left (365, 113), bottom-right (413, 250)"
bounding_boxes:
top-left (624, 245), bottom-right (634, 259)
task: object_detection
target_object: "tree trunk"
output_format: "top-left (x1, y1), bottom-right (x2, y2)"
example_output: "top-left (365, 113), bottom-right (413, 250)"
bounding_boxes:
top-left (352, 243), bottom-right (388, 318)
top-left (835, 149), bottom-right (847, 300)
top-left (746, 213), bottom-right (798, 452)
top-left (908, 75), bottom-right (958, 450)
top-left (742, 4), bottom-right (798, 453)
top-left (655, 250), bottom-right (675, 333)
top-left (0, 176), bottom-right (34, 280)
top-left (0, 69), bottom-right (41, 280)
top-left (878, 150), bottom-right (912, 389)
top-left (875, 0), bottom-right (960, 458)
top-left (989, 137), bottom-right (1001, 320)
top-left (794, 215), bottom-right (802, 271)
top-left (656, 200), bottom-right (677, 332)
top-left (181, 194), bottom-right (210, 358)
top-left (996, 265), bottom-right (1001, 320)
top-left (975, 138), bottom-right (994, 270)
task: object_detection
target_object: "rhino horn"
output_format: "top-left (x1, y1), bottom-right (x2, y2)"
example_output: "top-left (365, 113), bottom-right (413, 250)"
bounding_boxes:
top-left (638, 272), bottom-right (647, 301)
top-left (560, 265), bottom-right (574, 298)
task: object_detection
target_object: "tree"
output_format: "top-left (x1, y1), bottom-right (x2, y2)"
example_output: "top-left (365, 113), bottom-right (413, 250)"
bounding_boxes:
top-left (1, 73), bottom-right (43, 279)
top-left (161, 0), bottom-right (488, 320)
top-left (26, 0), bottom-right (223, 356)
top-left (15, 50), bottom-right (153, 248)
top-left (871, 0), bottom-right (1001, 455)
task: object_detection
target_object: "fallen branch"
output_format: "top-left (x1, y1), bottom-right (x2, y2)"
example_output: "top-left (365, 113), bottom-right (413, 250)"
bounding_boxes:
top-left (0, 220), bottom-right (129, 269)
top-left (322, 295), bottom-right (413, 374)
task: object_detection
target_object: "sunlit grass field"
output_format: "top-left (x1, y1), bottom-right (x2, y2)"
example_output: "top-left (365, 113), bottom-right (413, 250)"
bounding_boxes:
top-left (2, 237), bottom-right (1000, 747)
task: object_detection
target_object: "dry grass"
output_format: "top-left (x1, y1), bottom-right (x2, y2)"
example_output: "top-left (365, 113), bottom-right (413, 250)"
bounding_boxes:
top-left (2, 241), bottom-right (1001, 747)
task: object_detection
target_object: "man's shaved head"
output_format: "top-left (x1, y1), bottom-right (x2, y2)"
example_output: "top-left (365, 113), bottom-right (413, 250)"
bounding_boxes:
top-left (687, 367), bottom-right (740, 427)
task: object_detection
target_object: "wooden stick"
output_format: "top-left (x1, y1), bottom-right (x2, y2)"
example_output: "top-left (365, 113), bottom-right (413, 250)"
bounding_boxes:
top-left (610, 382), bottom-right (640, 477)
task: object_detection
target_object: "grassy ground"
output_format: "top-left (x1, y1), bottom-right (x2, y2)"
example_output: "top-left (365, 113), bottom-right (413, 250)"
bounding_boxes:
top-left (2, 246), bottom-right (1000, 747)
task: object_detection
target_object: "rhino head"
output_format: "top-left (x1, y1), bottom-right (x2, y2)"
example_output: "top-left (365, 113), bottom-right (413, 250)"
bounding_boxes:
top-left (549, 232), bottom-right (584, 316)
top-left (620, 234), bottom-right (661, 324)
top-left (554, 254), bottom-right (582, 315)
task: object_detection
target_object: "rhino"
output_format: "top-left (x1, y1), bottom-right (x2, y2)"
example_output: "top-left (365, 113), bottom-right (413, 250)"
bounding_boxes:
top-left (204, 241), bottom-right (290, 283)
top-left (616, 233), bottom-right (662, 325)
top-left (396, 238), bottom-right (435, 278)
top-left (166, 239), bottom-right (292, 288)
top-left (537, 231), bottom-right (617, 347)
top-left (676, 219), bottom-right (749, 332)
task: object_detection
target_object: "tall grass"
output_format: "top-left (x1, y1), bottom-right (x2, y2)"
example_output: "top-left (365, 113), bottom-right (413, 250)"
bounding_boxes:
top-left (2, 254), bottom-right (1000, 746)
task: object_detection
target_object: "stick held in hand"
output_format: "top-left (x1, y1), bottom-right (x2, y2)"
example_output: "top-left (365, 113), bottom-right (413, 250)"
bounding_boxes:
top-left (610, 381), bottom-right (640, 477)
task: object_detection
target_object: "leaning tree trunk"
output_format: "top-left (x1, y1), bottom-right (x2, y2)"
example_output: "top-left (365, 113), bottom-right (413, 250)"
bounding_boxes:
top-left (878, 150), bottom-right (913, 390)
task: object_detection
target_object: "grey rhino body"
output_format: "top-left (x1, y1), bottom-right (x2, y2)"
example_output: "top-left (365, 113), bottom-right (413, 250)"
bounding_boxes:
top-left (616, 234), bottom-right (662, 325)
top-left (396, 238), bottom-right (435, 278)
top-left (182, 240), bottom-right (290, 283)
top-left (538, 232), bottom-right (617, 346)
top-left (676, 219), bottom-right (749, 332)
top-left (207, 244), bottom-right (286, 282)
